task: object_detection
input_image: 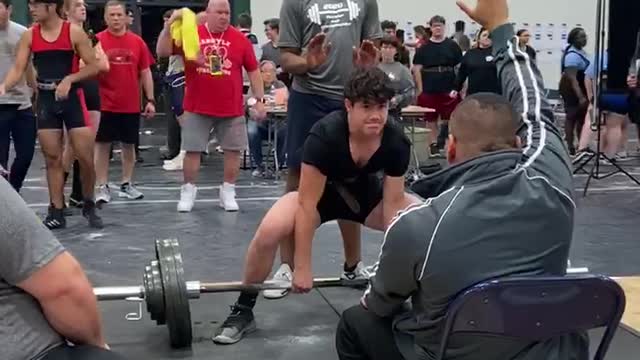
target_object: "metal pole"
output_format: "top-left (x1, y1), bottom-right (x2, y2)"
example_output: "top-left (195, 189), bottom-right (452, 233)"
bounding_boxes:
top-left (94, 286), bottom-right (144, 301)
top-left (198, 277), bottom-right (367, 293)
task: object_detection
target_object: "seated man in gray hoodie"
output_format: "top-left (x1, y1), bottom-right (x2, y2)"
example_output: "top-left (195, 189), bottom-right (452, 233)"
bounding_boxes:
top-left (335, 1), bottom-right (588, 360)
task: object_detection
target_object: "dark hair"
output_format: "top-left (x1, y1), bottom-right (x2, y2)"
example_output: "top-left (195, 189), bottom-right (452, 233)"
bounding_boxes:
top-left (32, 0), bottom-right (64, 16)
top-left (237, 12), bottom-right (252, 29)
top-left (380, 34), bottom-right (399, 49)
top-left (344, 67), bottom-right (395, 105)
top-left (163, 9), bottom-right (174, 19)
top-left (455, 20), bottom-right (465, 32)
top-left (516, 29), bottom-right (529, 37)
top-left (381, 20), bottom-right (396, 31)
top-left (263, 18), bottom-right (279, 31)
top-left (429, 15), bottom-right (446, 26)
top-left (567, 27), bottom-right (585, 48)
top-left (451, 93), bottom-right (520, 152)
top-left (475, 27), bottom-right (488, 44)
top-left (396, 29), bottom-right (405, 43)
top-left (0, 0), bottom-right (11, 8)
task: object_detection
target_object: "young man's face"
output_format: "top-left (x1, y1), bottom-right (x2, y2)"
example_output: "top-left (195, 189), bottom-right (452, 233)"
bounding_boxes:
top-left (265, 25), bottom-right (278, 42)
top-left (430, 22), bottom-right (445, 39)
top-left (0, 3), bottom-right (11, 28)
top-left (28, 1), bottom-right (53, 22)
top-left (104, 4), bottom-right (126, 32)
top-left (345, 99), bottom-right (388, 136)
top-left (383, 27), bottom-right (396, 37)
top-left (68, 0), bottom-right (87, 23)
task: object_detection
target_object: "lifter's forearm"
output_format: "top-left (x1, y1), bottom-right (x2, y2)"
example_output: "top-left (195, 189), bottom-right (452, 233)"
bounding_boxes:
top-left (293, 207), bottom-right (317, 272)
top-left (65, 64), bottom-right (99, 85)
top-left (156, 25), bottom-right (174, 58)
top-left (41, 282), bottom-right (106, 347)
top-left (3, 66), bottom-right (26, 90)
top-left (280, 52), bottom-right (310, 75)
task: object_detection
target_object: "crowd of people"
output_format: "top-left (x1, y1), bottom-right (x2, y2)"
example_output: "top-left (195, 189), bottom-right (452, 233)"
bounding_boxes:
top-left (0, 0), bottom-right (637, 359)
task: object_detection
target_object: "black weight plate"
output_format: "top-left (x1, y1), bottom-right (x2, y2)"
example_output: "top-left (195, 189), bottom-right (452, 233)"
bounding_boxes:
top-left (148, 260), bottom-right (165, 324)
top-left (156, 239), bottom-right (192, 348)
top-left (143, 265), bottom-right (153, 318)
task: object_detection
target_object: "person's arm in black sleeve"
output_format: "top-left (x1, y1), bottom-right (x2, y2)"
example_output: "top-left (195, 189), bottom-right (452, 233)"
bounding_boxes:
top-left (362, 215), bottom-right (420, 317)
top-left (455, 53), bottom-right (469, 92)
top-left (491, 23), bottom-right (574, 194)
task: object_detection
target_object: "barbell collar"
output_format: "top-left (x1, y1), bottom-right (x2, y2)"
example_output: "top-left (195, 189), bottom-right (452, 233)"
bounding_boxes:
top-left (94, 286), bottom-right (144, 301)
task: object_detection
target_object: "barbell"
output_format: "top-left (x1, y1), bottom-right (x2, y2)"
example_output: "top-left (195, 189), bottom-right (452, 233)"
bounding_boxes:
top-left (92, 239), bottom-right (369, 348)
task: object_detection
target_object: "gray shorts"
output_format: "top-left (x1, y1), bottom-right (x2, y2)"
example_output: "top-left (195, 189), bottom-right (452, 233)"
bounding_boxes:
top-left (181, 112), bottom-right (248, 152)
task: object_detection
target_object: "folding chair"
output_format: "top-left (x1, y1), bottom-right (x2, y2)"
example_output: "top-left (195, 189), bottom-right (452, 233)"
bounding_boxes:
top-left (437, 275), bottom-right (626, 360)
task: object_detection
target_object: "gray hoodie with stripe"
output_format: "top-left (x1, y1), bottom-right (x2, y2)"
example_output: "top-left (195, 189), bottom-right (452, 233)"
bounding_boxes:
top-left (363, 23), bottom-right (589, 360)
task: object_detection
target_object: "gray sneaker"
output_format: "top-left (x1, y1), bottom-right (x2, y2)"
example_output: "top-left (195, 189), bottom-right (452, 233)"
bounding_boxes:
top-left (118, 183), bottom-right (144, 200)
top-left (96, 184), bottom-right (111, 204)
top-left (212, 304), bottom-right (256, 345)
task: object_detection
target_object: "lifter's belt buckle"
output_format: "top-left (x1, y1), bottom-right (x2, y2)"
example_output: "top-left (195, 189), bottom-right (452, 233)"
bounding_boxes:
top-left (36, 81), bottom-right (58, 91)
top-left (423, 66), bottom-right (454, 73)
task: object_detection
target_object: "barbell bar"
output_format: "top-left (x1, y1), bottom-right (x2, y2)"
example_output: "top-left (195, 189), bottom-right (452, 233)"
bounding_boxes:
top-left (92, 239), bottom-right (369, 348)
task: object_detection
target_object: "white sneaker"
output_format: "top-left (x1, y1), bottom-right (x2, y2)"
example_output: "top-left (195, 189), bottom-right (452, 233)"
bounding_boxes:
top-left (163, 151), bottom-right (185, 170)
top-left (177, 183), bottom-right (197, 212)
top-left (219, 183), bottom-right (239, 212)
top-left (341, 262), bottom-right (371, 284)
top-left (96, 184), bottom-right (111, 204)
top-left (263, 264), bottom-right (293, 299)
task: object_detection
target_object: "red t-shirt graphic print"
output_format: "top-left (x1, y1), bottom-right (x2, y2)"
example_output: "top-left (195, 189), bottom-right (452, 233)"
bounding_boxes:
top-left (176, 25), bottom-right (258, 117)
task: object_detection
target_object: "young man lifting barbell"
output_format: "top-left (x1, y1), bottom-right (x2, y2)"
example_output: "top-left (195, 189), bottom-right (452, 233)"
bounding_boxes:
top-left (213, 67), bottom-right (422, 345)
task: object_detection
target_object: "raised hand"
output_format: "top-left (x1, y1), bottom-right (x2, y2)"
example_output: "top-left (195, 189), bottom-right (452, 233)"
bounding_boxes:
top-left (305, 33), bottom-right (331, 71)
top-left (353, 40), bottom-right (379, 68)
top-left (456, 0), bottom-right (509, 32)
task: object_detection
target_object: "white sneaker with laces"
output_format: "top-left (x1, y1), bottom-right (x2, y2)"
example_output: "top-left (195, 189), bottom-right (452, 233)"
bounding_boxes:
top-left (177, 183), bottom-right (197, 212)
top-left (163, 151), bottom-right (185, 170)
top-left (219, 183), bottom-right (239, 212)
top-left (96, 184), bottom-right (111, 204)
top-left (263, 264), bottom-right (293, 299)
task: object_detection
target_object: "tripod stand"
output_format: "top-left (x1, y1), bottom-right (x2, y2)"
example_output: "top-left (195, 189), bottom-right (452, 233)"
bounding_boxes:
top-left (572, 110), bottom-right (640, 196)
top-left (571, 0), bottom-right (640, 196)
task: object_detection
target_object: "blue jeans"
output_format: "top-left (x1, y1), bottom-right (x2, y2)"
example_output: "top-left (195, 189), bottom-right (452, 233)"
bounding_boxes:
top-left (286, 89), bottom-right (344, 169)
top-left (247, 119), bottom-right (286, 168)
top-left (0, 105), bottom-right (36, 192)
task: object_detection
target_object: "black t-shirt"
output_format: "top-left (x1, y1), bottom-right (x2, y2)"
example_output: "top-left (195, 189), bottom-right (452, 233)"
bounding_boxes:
top-left (413, 38), bottom-right (463, 94)
top-left (455, 47), bottom-right (501, 95)
top-left (302, 110), bottom-right (411, 185)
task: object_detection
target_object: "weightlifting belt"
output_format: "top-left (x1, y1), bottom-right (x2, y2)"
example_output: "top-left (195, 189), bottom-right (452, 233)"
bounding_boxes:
top-left (36, 78), bottom-right (78, 91)
top-left (423, 66), bottom-right (455, 73)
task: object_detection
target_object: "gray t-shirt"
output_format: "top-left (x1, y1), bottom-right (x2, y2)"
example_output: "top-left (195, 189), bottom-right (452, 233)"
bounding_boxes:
top-left (166, 55), bottom-right (184, 76)
top-left (0, 179), bottom-right (65, 360)
top-left (0, 21), bottom-right (32, 109)
top-left (278, 0), bottom-right (383, 99)
top-left (260, 41), bottom-right (281, 67)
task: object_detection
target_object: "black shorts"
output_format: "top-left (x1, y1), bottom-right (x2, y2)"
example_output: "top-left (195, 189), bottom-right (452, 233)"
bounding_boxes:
top-left (36, 88), bottom-right (90, 130)
top-left (81, 79), bottom-right (101, 112)
top-left (317, 175), bottom-right (383, 224)
top-left (95, 112), bottom-right (140, 144)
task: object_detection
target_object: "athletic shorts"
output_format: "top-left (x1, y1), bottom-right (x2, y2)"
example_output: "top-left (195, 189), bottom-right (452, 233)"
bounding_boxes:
top-left (81, 79), bottom-right (101, 112)
top-left (600, 93), bottom-right (629, 115)
top-left (417, 93), bottom-right (460, 122)
top-left (181, 112), bottom-right (247, 152)
top-left (317, 175), bottom-right (383, 224)
top-left (286, 89), bottom-right (344, 169)
top-left (95, 112), bottom-right (140, 144)
top-left (36, 88), bottom-right (90, 130)
top-left (165, 73), bottom-right (185, 117)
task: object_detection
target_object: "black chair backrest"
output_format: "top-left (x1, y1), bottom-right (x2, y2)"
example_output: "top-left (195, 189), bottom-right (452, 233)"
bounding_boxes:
top-left (437, 275), bottom-right (626, 360)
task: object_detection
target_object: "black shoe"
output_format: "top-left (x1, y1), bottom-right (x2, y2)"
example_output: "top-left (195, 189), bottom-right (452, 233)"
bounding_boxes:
top-left (212, 304), bottom-right (256, 345)
top-left (45, 206), bottom-right (66, 230)
top-left (83, 201), bottom-right (103, 229)
top-left (69, 195), bottom-right (84, 208)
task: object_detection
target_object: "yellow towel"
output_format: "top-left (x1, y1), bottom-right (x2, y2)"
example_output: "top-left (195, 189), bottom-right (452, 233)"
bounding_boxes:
top-left (170, 8), bottom-right (200, 60)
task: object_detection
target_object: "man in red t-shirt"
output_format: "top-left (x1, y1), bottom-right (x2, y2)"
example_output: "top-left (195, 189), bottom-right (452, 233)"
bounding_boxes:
top-left (94, 0), bottom-right (156, 204)
top-left (157, 0), bottom-right (265, 213)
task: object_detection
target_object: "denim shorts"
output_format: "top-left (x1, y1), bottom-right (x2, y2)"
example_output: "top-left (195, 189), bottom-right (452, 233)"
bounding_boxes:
top-left (165, 73), bottom-right (185, 117)
top-left (286, 89), bottom-right (343, 169)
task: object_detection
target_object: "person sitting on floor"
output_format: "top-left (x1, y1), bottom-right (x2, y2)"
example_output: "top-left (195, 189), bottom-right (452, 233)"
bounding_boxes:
top-left (335, 1), bottom-right (588, 359)
top-left (247, 60), bottom-right (288, 177)
top-left (213, 66), bottom-right (421, 345)
top-left (0, 178), bottom-right (125, 360)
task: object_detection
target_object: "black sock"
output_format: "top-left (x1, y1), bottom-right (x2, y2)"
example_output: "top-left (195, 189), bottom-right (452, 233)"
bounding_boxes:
top-left (71, 160), bottom-right (83, 199)
top-left (237, 291), bottom-right (258, 309)
top-left (344, 262), bottom-right (358, 273)
top-left (121, 182), bottom-right (129, 190)
top-left (63, 171), bottom-right (70, 184)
